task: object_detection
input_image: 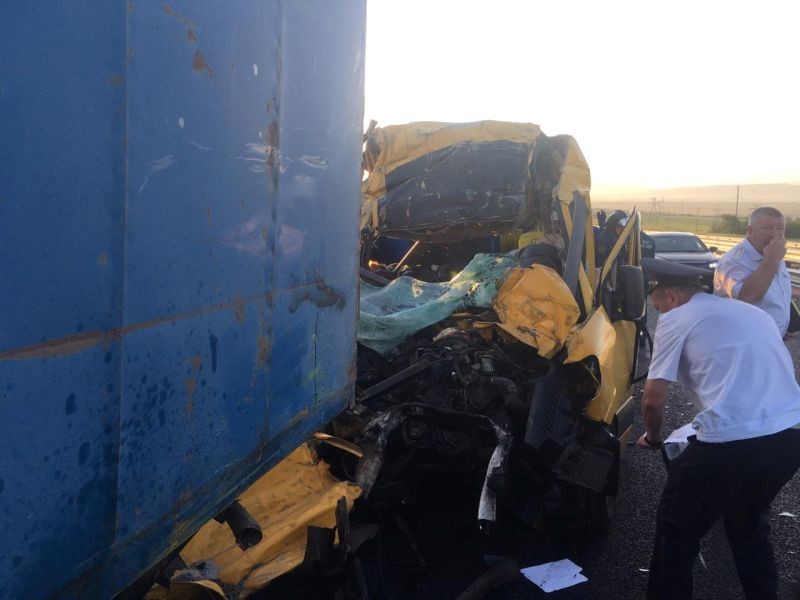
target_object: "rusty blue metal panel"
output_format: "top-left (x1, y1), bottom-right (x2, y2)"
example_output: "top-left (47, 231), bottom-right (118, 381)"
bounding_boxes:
top-left (0, 1), bottom-right (365, 598)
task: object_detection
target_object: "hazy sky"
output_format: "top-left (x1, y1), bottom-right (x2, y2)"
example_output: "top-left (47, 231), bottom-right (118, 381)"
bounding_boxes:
top-left (364, 0), bottom-right (799, 194)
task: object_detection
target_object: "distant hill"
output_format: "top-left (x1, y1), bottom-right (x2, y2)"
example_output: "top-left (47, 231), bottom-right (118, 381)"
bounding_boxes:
top-left (594, 183), bottom-right (800, 204)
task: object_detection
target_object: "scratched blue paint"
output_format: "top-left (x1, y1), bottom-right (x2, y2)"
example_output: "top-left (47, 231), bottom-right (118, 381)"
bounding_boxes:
top-left (0, 2), bottom-right (365, 598)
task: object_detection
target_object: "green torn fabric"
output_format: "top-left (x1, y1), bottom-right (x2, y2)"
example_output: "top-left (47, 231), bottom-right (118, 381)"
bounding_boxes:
top-left (358, 253), bottom-right (517, 355)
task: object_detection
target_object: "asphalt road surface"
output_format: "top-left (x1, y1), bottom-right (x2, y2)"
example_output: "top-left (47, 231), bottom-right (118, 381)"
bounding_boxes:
top-left (398, 308), bottom-right (800, 600)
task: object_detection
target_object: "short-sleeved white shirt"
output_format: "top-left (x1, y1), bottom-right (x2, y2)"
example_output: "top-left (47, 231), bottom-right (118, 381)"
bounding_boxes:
top-left (713, 237), bottom-right (791, 335)
top-left (648, 293), bottom-right (800, 442)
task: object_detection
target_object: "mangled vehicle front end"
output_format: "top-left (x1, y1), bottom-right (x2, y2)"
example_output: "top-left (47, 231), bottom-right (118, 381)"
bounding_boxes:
top-left (141, 122), bottom-right (649, 598)
top-left (344, 121), bottom-right (646, 533)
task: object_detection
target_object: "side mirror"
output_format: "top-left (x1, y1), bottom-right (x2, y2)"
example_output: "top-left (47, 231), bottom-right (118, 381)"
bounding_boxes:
top-left (606, 265), bottom-right (645, 322)
top-left (709, 246), bottom-right (718, 253)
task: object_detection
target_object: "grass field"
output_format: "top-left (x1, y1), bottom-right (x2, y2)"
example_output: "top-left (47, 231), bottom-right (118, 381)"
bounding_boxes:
top-left (640, 213), bottom-right (720, 233)
top-left (590, 210), bottom-right (800, 242)
top-left (591, 210), bottom-right (727, 234)
top-left (591, 184), bottom-right (800, 238)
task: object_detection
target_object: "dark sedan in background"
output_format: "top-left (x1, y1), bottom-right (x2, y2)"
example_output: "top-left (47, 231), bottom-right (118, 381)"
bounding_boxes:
top-left (647, 231), bottom-right (719, 270)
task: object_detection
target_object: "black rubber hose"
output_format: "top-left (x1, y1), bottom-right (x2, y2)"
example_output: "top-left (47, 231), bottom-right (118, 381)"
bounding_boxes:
top-left (215, 500), bottom-right (262, 550)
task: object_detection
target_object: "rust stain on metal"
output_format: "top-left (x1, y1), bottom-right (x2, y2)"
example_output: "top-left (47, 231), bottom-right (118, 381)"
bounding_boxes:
top-left (97, 253), bottom-right (108, 267)
top-left (288, 279), bottom-right (346, 314)
top-left (256, 335), bottom-right (270, 367)
top-left (231, 295), bottom-right (247, 325)
top-left (287, 408), bottom-right (311, 429)
top-left (162, 4), bottom-right (197, 47)
top-left (0, 285), bottom-right (326, 362)
top-left (0, 332), bottom-right (107, 361)
top-left (106, 73), bottom-right (124, 87)
top-left (266, 120), bottom-right (280, 168)
top-left (192, 50), bottom-right (213, 78)
top-left (184, 378), bottom-right (196, 414)
top-left (163, 4), bottom-right (195, 28)
top-left (188, 354), bottom-right (202, 370)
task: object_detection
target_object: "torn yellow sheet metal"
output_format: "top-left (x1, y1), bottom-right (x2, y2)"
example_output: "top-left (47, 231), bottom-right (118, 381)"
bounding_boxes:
top-left (361, 120), bottom-right (542, 231)
top-left (364, 120), bottom-right (542, 174)
top-left (565, 308), bottom-right (636, 424)
top-left (555, 136), bottom-right (591, 204)
top-left (175, 444), bottom-right (361, 597)
top-left (553, 136), bottom-right (594, 296)
top-left (493, 266), bottom-right (580, 359)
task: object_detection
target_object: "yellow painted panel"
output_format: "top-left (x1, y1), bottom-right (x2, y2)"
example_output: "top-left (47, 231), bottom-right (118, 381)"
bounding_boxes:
top-left (177, 444), bottom-right (361, 597)
top-left (493, 266), bottom-right (580, 359)
top-left (564, 308), bottom-right (633, 424)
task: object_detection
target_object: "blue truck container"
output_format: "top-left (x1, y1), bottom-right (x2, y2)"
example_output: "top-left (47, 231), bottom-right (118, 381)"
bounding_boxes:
top-left (0, 2), bottom-right (366, 597)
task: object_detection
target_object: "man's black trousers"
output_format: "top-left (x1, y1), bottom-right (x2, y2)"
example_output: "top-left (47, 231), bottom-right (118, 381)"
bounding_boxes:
top-left (647, 426), bottom-right (800, 600)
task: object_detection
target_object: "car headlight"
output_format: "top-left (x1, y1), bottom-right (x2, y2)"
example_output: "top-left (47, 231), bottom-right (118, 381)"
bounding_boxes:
top-left (708, 261), bottom-right (718, 270)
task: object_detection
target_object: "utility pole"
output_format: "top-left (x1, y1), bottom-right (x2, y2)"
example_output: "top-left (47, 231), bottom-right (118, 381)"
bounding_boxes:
top-left (735, 185), bottom-right (740, 219)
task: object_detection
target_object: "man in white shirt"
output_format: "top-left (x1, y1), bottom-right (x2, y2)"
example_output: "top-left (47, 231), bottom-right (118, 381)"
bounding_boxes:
top-left (713, 206), bottom-right (791, 336)
top-left (638, 257), bottom-right (800, 600)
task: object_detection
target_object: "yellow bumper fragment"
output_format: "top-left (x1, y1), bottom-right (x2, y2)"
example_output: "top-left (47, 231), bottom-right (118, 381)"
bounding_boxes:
top-left (153, 444), bottom-right (361, 598)
top-left (493, 266), bottom-right (580, 359)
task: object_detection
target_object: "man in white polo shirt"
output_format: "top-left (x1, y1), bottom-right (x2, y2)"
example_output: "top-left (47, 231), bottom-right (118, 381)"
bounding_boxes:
top-left (638, 258), bottom-right (800, 600)
top-left (714, 206), bottom-right (791, 336)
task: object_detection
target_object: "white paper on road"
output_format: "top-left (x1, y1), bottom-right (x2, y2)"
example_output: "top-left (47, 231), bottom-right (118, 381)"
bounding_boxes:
top-left (521, 559), bottom-right (588, 592)
top-left (779, 511), bottom-right (797, 517)
top-left (663, 423), bottom-right (696, 460)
